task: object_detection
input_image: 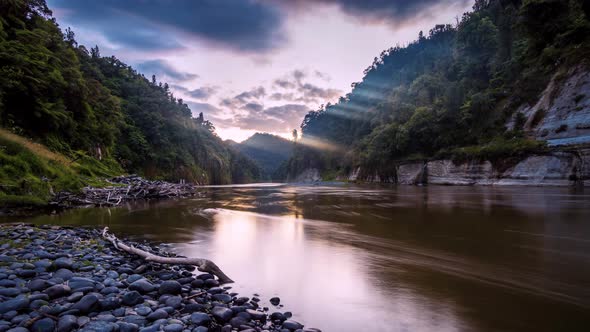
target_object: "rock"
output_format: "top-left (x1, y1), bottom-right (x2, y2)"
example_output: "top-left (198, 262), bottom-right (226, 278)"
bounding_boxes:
top-left (283, 320), bottom-right (304, 330)
top-left (53, 269), bottom-right (74, 281)
top-left (204, 279), bottom-right (219, 287)
top-left (81, 320), bottom-right (117, 332)
top-left (99, 298), bottom-right (121, 311)
top-left (270, 312), bottom-right (286, 322)
top-left (147, 309), bottom-right (168, 321)
top-left (112, 308), bottom-right (126, 317)
top-left (17, 270), bottom-right (35, 278)
top-left (159, 280), bottom-right (181, 295)
top-left (127, 275), bottom-right (144, 283)
top-left (190, 279), bottom-right (204, 289)
top-left (57, 315), bottom-right (79, 332)
top-left (68, 277), bottom-right (95, 291)
top-left (270, 297), bottom-right (280, 306)
top-left (117, 322), bottom-right (139, 332)
top-left (139, 323), bottom-right (162, 332)
top-left (234, 297), bottom-right (249, 305)
top-left (71, 294), bottom-right (100, 314)
top-left (163, 323), bottom-right (184, 332)
top-left (129, 279), bottom-right (156, 294)
top-left (246, 309), bottom-right (266, 321)
top-left (212, 294), bottom-right (232, 304)
top-left (196, 274), bottom-right (214, 281)
top-left (66, 292), bottom-right (84, 303)
top-left (100, 286), bottom-right (120, 295)
top-left (96, 314), bottom-right (117, 322)
top-left (53, 257), bottom-right (74, 270)
top-left (229, 317), bottom-right (247, 329)
top-left (192, 327), bottom-right (208, 332)
top-left (122, 291), bottom-right (144, 306)
top-left (181, 303), bottom-right (205, 314)
top-left (0, 298), bottom-right (29, 314)
top-left (31, 317), bottom-right (56, 332)
top-left (76, 316), bottom-right (89, 328)
top-left (165, 296), bottom-right (182, 309)
top-left (190, 313), bottom-right (210, 326)
top-left (0, 288), bottom-right (20, 297)
top-left (27, 279), bottom-right (52, 291)
top-left (0, 280), bottom-right (16, 288)
top-left (122, 315), bottom-right (147, 327)
top-left (211, 307), bottom-right (233, 323)
top-left (44, 284), bottom-right (71, 299)
top-left (3, 311), bottom-right (18, 321)
top-left (206, 287), bottom-right (223, 295)
top-left (135, 306), bottom-right (152, 316)
top-left (6, 328), bottom-right (29, 332)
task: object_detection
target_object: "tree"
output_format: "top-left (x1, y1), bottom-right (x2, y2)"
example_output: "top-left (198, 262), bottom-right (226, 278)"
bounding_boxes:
top-left (292, 129), bottom-right (298, 141)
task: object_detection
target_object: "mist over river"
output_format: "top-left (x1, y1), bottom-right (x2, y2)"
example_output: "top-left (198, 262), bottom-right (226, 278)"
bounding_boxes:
top-left (16, 184), bottom-right (590, 331)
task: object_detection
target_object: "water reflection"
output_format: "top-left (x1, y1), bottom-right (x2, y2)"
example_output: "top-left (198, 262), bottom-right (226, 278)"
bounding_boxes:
top-left (14, 184), bottom-right (590, 332)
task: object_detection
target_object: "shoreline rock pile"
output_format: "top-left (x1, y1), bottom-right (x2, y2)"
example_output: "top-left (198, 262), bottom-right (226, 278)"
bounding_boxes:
top-left (50, 175), bottom-right (199, 209)
top-left (0, 225), bottom-right (320, 332)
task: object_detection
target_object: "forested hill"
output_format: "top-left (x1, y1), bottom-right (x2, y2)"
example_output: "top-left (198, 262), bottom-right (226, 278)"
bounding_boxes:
top-left (229, 133), bottom-right (293, 181)
top-left (288, 0), bottom-right (590, 180)
top-left (0, 0), bottom-right (262, 192)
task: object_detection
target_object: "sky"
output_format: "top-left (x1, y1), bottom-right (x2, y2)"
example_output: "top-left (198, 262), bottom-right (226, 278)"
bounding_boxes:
top-left (48, 0), bottom-right (474, 142)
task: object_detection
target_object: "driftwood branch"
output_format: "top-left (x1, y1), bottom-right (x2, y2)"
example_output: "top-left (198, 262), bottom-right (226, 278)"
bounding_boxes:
top-left (102, 227), bottom-right (233, 284)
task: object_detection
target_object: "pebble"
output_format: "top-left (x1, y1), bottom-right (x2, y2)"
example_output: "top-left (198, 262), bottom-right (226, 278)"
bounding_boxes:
top-left (159, 280), bottom-right (182, 295)
top-left (0, 225), bottom-right (318, 332)
top-left (129, 279), bottom-right (156, 294)
top-left (190, 312), bottom-right (211, 326)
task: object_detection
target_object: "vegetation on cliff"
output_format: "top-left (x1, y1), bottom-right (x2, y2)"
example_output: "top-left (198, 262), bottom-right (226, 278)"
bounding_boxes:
top-left (288, 0), bottom-right (590, 180)
top-left (0, 0), bottom-right (262, 205)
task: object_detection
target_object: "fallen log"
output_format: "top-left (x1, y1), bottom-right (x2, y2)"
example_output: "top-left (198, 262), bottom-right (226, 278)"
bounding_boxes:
top-left (101, 227), bottom-right (233, 284)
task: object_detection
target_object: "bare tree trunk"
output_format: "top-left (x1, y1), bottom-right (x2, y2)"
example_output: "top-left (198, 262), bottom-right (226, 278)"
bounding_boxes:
top-left (102, 227), bottom-right (233, 284)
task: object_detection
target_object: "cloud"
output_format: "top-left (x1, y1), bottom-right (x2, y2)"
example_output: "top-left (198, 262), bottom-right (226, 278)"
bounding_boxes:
top-left (233, 104), bottom-right (311, 132)
top-left (136, 60), bottom-right (198, 82)
top-left (51, 0), bottom-right (286, 52)
top-left (186, 102), bottom-right (221, 117)
top-left (187, 86), bottom-right (219, 100)
top-left (297, 83), bottom-right (341, 103)
top-left (221, 86), bottom-right (266, 108)
top-left (286, 0), bottom-right (472, 25)
top-left (271, 69), bottom-right (342, 104)
top-left (242, 103), bottom-right (264, 113)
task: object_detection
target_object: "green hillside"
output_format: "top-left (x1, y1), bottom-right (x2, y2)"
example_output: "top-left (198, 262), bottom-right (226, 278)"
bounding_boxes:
top-left (0, 0), bottom-right (262, 202)
top-left (287, 0), bottom-right (590, 180)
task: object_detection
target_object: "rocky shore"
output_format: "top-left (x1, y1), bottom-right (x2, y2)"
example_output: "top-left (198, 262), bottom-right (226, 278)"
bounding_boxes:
top-left (0, 225), bottom-right (319, 332)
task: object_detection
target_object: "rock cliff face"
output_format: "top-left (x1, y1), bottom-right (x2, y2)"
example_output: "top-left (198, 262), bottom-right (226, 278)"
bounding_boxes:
top-left (344, 148), bottom-right (589, 187)
top-left (427, 160), bottom-right (495, 186)
top-left (509, 66), bottom-right (590, 146)
top-left (291, 168), bottom-right (321, 183)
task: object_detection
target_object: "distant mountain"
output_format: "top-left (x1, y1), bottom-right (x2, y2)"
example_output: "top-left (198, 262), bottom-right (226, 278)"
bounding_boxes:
top-left (231, 133), bottom-right (293, 181)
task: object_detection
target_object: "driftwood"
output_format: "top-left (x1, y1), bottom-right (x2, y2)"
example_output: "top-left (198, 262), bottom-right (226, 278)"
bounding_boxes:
top-left (51, 175), bottom-right (198, 209)
top-left (101, 227), bottom-right (233, 284)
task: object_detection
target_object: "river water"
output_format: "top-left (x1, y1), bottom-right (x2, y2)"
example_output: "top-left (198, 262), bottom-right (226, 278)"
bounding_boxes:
top-left (19, 184), bottom-right (590, 331)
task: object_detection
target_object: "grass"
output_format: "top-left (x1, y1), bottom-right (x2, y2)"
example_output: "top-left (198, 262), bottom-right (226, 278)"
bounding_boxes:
top-left (439, 137), bottom-right (548, 164)
top-left (0, 128), bottom-right (123, 207)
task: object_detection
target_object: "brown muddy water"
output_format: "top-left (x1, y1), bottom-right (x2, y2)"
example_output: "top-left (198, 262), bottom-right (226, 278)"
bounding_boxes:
top-left (13, 183), bottom-right (590, 331)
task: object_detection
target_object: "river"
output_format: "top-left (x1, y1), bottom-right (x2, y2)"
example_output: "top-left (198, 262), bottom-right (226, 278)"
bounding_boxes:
top-left (16, 183), bottom-right (590, 331)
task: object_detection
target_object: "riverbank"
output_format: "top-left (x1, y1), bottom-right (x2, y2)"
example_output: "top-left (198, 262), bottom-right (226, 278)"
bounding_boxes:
top-left (292, 145), bottom-right (590, 186)
top-left (1, 176), bottom-right (199, 218)
top-left (0, 224), bottom-right (318, 332)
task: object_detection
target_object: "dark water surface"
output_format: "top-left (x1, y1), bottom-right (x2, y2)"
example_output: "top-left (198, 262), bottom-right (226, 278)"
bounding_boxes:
top-left (16, 184), bottom-right (590, 331)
